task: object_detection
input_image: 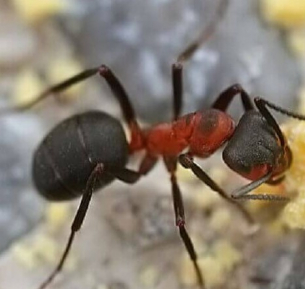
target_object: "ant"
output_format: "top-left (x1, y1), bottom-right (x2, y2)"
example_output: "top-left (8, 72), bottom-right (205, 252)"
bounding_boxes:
top-left (1, 0), bottom-right (304, 288)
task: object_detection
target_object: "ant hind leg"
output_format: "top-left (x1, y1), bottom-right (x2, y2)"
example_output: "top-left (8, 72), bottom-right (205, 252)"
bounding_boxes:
top-left (37, 163), bottom-right (105, 289)
top-left (0, 65), bottom-right (143, 147)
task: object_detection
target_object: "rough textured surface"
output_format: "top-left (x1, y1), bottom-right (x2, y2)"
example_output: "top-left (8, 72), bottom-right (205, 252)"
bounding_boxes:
top-left (0, 169), bottom-right (189, 289)
top-left (0, 11), bottom-right (38, 69)
top-left (0, 0), bottom-right (304, 288)
top-left (251, 232), bottom-right (305, 289)
top-left (59, 0), bottom-right (301, 122)
top-left (0, 115), bottom-right (44, 252)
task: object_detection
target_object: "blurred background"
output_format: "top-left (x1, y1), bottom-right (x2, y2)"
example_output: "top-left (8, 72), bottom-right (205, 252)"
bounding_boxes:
top-left (0, 0), bottom-right (305, 288)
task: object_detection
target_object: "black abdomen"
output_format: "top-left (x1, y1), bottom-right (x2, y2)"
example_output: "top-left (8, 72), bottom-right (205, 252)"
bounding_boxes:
top-left (32, 111), bottom-right (128, 201)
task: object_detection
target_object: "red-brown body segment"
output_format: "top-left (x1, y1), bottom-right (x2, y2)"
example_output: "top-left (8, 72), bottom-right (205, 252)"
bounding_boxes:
top-left (129, 109), bottom-right (235, 159)
top-left (188, 109), bottom-right (235, 158)
top-left (238, 164), bottom-right (271, 182)
top-left (238, 145), bottom-right (292, 183)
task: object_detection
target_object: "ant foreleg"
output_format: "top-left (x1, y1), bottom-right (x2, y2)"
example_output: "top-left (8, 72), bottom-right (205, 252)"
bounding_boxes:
top-left (231, 171), bottom-right (290, 201)
top-left (212, 84), bottom-right (254, 112)
top-left (178, 153), bottom-right (255, 224)
top-left (38, 163), bottom-right (104, 289)
top-left (164, 156), bottom-right (205, 289)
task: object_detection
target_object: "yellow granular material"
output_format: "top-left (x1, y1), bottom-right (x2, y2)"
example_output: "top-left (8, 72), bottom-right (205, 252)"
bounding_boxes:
top-left (261, 0), bottom-right (305, 28)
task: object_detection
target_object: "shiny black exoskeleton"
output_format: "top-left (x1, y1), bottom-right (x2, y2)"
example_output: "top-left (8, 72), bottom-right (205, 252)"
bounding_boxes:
top-left (33, 111), bottom-right (129, 201)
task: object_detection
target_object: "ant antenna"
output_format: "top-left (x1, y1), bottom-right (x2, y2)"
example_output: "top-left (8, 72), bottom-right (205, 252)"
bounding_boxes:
top-left (255, 97), bottom-right (305, 121)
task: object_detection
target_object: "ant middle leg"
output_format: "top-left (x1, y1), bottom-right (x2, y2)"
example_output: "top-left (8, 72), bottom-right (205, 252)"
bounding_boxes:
top-left (163, 156), bottom-right (205, 289)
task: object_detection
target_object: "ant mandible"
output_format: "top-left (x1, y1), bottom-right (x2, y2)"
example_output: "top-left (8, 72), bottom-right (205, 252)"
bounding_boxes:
top-left (1, 0), bottom-right (304, 288)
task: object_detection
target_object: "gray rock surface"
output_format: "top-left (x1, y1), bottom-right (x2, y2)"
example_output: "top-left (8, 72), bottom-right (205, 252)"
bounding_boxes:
top-left (59, 0), bottom-right (301, 122)
top-left (251, 233), bottom-right (305, 289)
top-left (0, 114), bottom-right (44, 252)
top-left (0, 12), bottom-right (38, 69)
top-left (0, 0), bottom-right (303, 288)
top-left (0, 170), bottom-right (185, 289)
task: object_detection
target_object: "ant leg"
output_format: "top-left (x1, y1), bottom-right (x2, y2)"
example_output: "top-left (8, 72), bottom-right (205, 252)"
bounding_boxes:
top-left (38, 163), bottom-right (104, 289)
top-left (212, 84), bottom-right (254, 112)
top-left (231, 171), bottom-right (290, 201)
top-left (178, 153), bottom-right (255, 224)
top-left (0, 65), bottom-right (143, 147)
top-left (172, 63), bottom-right (183, 120)
top-left (97, 65), bottom-right (143, 151)
top-left (138, 153), bottom-right (158, 175)
top-left (172, 0), bottom-right (228, 120)
top-left (177, 0), bottom-right (229, 62)
top-left (109, 154), bottom-right (157, 182)
top-left (0, 69), bottom-right (98, 115)
top-left (172, 59), bottom-right (253, 122)
top-left (107, 167), bottom-right (142, 183)
top-left (97, 66), bottom-right (140, 130)
top-left (164, 156), bottom-right (205, 289)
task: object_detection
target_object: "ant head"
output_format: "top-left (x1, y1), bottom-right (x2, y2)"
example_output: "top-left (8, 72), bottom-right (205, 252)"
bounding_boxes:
top-left (188, 109), bottom-right (235, 157)
top-left (222, 110), bottom-right (292, 182)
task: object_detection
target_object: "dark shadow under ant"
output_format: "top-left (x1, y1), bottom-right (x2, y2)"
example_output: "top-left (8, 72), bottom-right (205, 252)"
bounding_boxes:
top-left (0, 0), bottom-right (303, 288)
